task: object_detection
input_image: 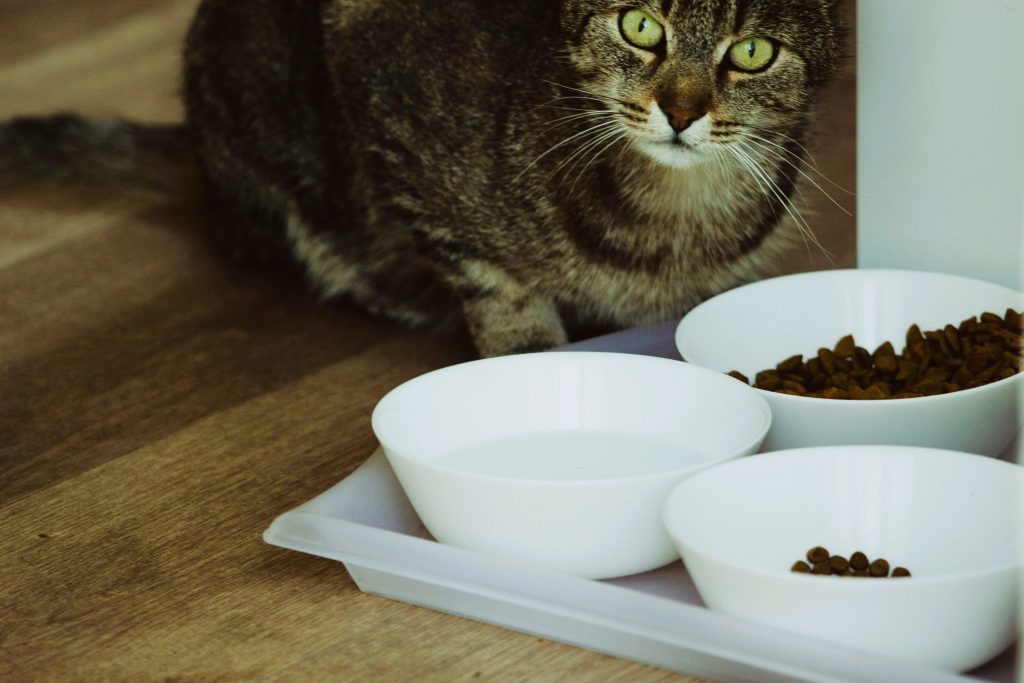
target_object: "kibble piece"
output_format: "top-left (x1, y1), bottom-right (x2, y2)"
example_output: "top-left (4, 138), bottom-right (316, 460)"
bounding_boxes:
top-left (828, 555), bottom-right (849, 574)
top-left (849, 551), bottom-right (869, 570)
top-left (806, 546), bottom-right (830, 563)
top-left (874, 352), bottom-right (899, 375)
top-left (811, 561), bottom-right (831, 575)
top-left (944, 325), bottom-right (962, 354)
top-left (777, 354), bottom-right (803, 373)
top-left (791, 561), bottom-right (812, 573)
top-left (906, 324), bottom-right (924, 348)
top-left (1006, 309), bottom-right (1023, 332)
top-left (817, 348), bottom-right (835, 375)
top-left (851, 569), bottom-right (870, 577)
top-left (980, 311), bottom-right (1002, 325)
top-left (755, 370), bottom-right (783, 391)
top-left (834, 335), bottom-right (856, 359)
top-left (782, 380), bottom-right (807, 395)
top-left (891, 567), bottom-right (911, 578)
top-left (869, 559), bottom-right (890, 577)
top-left (863, 385), bottom-right (888, 400)
top-left (829, 371), bottom-right (851, 390)
top-left (854, 346), bottom-right (873, 370)
top-left (847, 385), bottom-right (869, 400)
top-left (727, 370), bottom-right (750, 384)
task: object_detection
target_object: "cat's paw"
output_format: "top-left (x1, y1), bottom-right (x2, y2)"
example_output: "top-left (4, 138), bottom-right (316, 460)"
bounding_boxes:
top-left (474, 326), bottom-right (569, 357)
top-left (463, 294), bottom-right (568, 358)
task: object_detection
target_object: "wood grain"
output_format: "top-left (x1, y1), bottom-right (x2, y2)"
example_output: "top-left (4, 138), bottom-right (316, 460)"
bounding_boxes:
top-left (0, 1), bottom-right (855, 680)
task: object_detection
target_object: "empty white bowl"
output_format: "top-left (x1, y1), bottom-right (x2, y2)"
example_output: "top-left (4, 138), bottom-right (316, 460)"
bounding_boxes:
top-left (676, 269), bottom-right (1024, 454)
top-left (372, 352), bottom-right (771, 579)
top-left (662, 446), bottom-right (1023, 672)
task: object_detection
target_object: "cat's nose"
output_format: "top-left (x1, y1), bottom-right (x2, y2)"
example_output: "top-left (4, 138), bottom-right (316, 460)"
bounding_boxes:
top-left (661, 105), bottom-right (704, 133)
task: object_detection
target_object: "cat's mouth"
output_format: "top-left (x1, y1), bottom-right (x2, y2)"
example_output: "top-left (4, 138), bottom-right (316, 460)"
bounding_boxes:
top-left (634, 133), bottom-right (707, 169)
top-left (624, 107), bottom-right (715, 169)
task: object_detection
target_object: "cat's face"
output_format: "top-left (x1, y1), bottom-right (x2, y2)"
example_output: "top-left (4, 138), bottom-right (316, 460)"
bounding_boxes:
top-left (559, 0), bottom-right (844, 169)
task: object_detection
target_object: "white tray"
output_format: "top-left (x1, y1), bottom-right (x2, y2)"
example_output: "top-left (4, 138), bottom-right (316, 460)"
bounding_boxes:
top-left (264, 323), bottom-right (1019, 682)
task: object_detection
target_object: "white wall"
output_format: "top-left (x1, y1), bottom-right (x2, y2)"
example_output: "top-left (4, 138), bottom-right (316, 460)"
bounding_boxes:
top-left (857, 0), bottom-right (1024, 290)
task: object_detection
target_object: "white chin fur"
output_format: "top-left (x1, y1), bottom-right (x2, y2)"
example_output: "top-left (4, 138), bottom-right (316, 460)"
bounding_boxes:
top-left (636, 140), bottom-right (708, 169)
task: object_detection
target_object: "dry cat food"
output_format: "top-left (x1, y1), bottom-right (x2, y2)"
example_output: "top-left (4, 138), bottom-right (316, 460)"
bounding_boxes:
top-left (728, 309), bottom-right (1023, 399)
top-left (791, 547), bottom-right (911, 578)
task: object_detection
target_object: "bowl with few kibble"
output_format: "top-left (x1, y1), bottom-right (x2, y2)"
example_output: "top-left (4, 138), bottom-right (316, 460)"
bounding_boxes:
top-left (661, 445), bottom-right (1023, 672)
top-left (371, 352), bottom-right (771, 579)
top-left (675, 269), bottom-right (1024, 454)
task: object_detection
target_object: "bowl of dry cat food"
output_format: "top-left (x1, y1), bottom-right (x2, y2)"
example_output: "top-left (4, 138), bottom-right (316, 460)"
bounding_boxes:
top-left (371, 352), bottom-right (770, 579)
top-left (675, 269), bottom-right (1024, 454)
top-left (661, 446), bottom-right (1023, 672)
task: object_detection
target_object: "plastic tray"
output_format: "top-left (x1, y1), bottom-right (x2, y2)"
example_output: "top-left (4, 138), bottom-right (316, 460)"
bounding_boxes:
top-left (264, 322), bottom-right (1019, 682)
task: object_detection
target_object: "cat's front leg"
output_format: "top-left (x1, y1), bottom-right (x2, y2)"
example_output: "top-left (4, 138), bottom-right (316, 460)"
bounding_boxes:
top-left (452, 260), bottom-right (568, 357)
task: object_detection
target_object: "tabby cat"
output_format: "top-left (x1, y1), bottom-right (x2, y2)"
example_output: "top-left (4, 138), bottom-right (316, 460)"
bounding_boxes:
top-left (0, 0), bottom-right (845, 357)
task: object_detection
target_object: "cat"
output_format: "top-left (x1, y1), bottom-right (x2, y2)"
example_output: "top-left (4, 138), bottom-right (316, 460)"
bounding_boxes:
top-left (0, 0), bottom-right (845, 357)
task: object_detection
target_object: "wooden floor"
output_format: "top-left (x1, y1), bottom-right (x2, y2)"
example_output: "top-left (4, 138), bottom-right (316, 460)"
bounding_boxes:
top-left (0, 2), bottom-right (854, 681)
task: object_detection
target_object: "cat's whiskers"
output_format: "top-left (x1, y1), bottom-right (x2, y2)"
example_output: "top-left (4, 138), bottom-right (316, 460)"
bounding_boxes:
top-left (734, 133), bottom-right (852, 216)
top-left (734, 130), bottom-right (855, 199)
top-left (545, 120), bottom-right (623, 181)
top-left (542, 105), bottom-right (609, 113)
top-left (568, 130), bottom-right (630, 195)
top-left (541, 80), bottom-right (631, 108)
top-left (743, 123), bottom-right (825, 173)
top-left (711, 143), bottom-right (775, 228)
top-left (540, 109), bottom-right (618, 133)
top-left (725, 141), bottom-right (833, 261)
top-left (532, 96), bottom-right (614, 113)
top-left (730, 129), bottom-right (809, 167)
top-left (515, 118), bottom-right (622, 183)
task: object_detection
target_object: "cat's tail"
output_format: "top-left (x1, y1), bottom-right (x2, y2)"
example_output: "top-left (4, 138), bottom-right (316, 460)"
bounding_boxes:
top-left (0, 114), bottom-right (197, 196)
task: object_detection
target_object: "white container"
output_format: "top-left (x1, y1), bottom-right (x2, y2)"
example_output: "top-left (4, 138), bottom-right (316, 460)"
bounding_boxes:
top-left (264, 450), bottom-right (1014, 682)
top-left (662, 446), bottom-right (1023, 672)
top-left (857, 0), bottom-right (1024, 290)
top-left (675, 269), bottom-right (1024, 454)
top-left (371, 352), bottom-right (770, 579)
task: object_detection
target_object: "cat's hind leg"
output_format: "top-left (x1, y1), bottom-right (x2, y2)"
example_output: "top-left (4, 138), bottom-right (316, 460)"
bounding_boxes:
top-left (284, 206), bottom-right (458, 328)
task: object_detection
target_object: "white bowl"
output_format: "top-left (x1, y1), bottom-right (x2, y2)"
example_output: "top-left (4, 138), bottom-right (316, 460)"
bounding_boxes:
top-left (676, 269), bottom-right (1024, 454)
top-left (662, 446), bottom-right (1023, 672)
top-left (371, 352), bottom-right (771, 579)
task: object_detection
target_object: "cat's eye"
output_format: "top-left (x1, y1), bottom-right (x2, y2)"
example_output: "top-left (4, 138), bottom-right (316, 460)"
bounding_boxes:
top-left (727, 37), bottom-right (777, 73)
top-left (619, 9), bottom-right (664, 50)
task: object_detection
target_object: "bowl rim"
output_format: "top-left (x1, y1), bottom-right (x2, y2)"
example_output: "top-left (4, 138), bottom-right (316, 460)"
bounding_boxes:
top-left (662, 445), bottom-right (1024, 586)
top-left (675, 267), bottom-right (1024, 406)
top-left (371, 351), bottom-right (773, 487)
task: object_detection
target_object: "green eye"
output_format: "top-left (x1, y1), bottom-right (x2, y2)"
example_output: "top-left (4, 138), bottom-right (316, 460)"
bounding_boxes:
top-left (619, 9), bottom-right (664, 50)
top-left (728, 37), bottom-right (776, 72)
